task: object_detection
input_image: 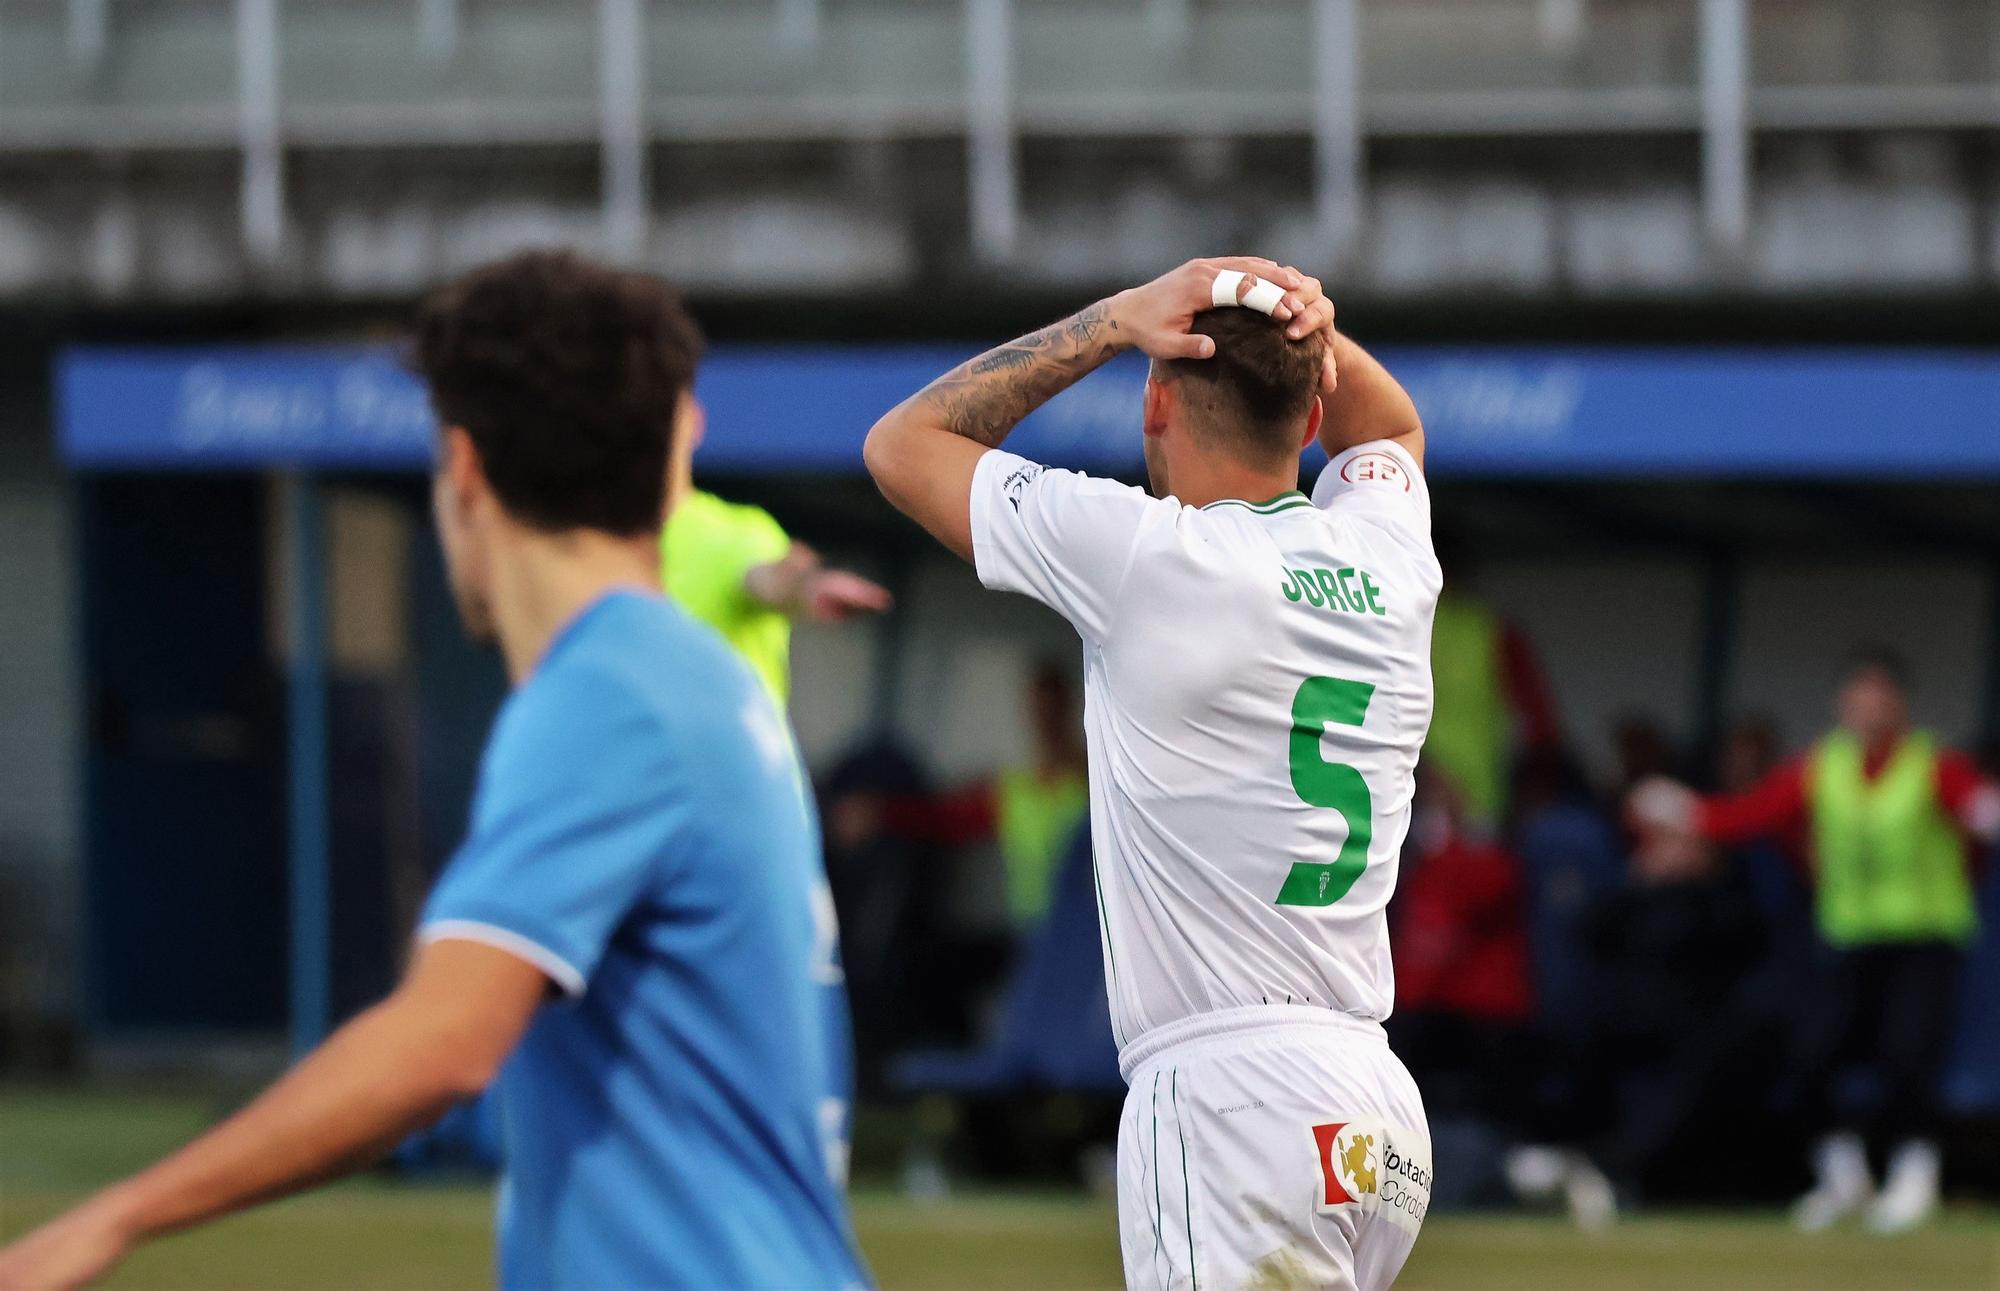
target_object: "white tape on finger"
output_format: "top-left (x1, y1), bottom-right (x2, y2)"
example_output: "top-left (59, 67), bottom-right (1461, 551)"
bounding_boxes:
top-left (1241, 277), bottom-right (1286, 316)
top-left (1209, 268), bottom-right (1286, 317)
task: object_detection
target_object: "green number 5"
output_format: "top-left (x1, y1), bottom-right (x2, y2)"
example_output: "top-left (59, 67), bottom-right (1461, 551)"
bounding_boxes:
top-left (1276, 676), bottom-right (1376, 907)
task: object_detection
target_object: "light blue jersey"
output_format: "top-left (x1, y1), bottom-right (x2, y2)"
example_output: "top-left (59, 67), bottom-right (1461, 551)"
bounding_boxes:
top-left (421, 589), bottom-right (867, 1291)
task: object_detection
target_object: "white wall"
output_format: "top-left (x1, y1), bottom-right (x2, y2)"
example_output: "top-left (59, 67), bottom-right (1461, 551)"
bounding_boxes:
top-left (1479, 556), bottom-right (1708, 768)
top-left (1730, 559), bottom-right (1992, 750)
top-left (789, 553), bottom-right (1077, 783)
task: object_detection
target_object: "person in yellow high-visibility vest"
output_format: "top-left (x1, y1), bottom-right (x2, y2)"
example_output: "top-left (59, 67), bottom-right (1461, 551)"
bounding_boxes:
top-left (991, 664), bottom-right (1090, 927)
top-left (1427, 538), bottom-right (1562, 826)
top-left (1631, 648), bottom-right (1999, 1236)
top-left (662, 405), bottom-right (891, 707)
top-left (896, 661), bottom-right (1090, 930)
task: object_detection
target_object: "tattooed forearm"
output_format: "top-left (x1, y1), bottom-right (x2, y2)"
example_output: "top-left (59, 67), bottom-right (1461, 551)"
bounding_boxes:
top-left (913, 301), bottom-right (1124, 447)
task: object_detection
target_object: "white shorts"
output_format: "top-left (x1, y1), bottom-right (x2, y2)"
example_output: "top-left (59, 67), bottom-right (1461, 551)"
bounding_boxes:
top-left (1116, 1006), bottom-right (1432, 1291)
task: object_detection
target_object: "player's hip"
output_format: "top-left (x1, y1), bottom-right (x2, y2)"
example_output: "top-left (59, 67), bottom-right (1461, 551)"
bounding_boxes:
top-left (1119, 1003), bottom-right (1387, 1081)
top-left (1114, 1007), bottom-right (1431, 1291)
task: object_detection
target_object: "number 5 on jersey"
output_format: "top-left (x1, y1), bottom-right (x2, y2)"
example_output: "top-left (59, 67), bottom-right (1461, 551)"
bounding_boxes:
top-left (1277, 676), bottom-right (1376, 907)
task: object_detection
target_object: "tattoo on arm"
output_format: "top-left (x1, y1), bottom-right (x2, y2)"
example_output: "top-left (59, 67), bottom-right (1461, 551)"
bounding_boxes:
top-left (913, 302), bottom-right (1123, 448)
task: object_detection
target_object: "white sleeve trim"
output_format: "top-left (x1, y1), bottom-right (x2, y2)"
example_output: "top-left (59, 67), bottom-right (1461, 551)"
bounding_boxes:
top-left (420, 919), bottom-right (587, 998)
top-left (967, 447), bottom-right (1020, 592)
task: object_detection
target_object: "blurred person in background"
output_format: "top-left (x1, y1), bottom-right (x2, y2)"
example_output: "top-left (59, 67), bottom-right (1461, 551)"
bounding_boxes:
top-left (1631, 647), bottom-right (2000, 1234)
top-left (1504, 744), bottom-right (1625, 1038)
top-left (899, 660), bottom-right (1091, 931)
top-left (1425, 532), bottom-right (1562, 828)
top-left (818, 740), bottom-right (963, 1095)
top-left (662, 410), bottom-right (891, 709)
top-left (1388, 770), bottom-right (1534, 1136)
top-left (865, 255), bottom-right (1437, 1291)
top-left (0, 252), bottom-right (867, 1291)
top-left (1610, 713), bottom-right (1683, 804)
top-left (1722, 714), bottom-right (1784, 792)
top-left (1556, 820), bottom-right (1776, 1225)
top-left (1715, 714), bottom-right (1818, 951)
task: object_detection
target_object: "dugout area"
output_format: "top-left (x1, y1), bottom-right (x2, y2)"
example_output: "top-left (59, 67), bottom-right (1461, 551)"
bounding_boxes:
top-left (28, 302), bottom-right (2000, 1207)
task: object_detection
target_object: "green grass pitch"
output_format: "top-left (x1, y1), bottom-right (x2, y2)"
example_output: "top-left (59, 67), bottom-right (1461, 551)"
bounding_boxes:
top-left (3, 1087), bottom-right (1996, 1288)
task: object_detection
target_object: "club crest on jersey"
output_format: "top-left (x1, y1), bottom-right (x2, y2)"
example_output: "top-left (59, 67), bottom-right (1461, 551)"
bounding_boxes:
top-left (1339, 451), bottom-right (1411, 492)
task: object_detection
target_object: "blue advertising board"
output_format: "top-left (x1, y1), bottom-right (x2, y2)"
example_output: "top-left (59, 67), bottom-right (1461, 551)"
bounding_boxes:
top-left (57, 342), bottom-right (2000, 478)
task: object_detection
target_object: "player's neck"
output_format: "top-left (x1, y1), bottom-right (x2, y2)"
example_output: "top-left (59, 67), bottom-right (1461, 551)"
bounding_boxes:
top-left (488, 525), bottom-right (662, 685)
top-left (1169, 459), bottom-right (1302, 511)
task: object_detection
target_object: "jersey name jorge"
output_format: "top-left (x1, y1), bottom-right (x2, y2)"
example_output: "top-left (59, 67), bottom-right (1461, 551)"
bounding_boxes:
top-left (1281, 565), bottom-right (1388, 617)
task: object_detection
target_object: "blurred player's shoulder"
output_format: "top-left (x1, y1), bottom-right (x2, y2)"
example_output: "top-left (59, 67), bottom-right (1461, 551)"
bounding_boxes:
top-left (492, 588), bottom-right (805, 827)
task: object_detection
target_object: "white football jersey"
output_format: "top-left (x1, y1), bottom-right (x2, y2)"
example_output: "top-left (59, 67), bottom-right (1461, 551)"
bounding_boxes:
top-left (969, 440), bottom-right (1440, 1052)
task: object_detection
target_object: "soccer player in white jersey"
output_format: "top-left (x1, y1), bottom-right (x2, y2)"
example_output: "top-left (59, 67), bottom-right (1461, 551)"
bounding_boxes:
top-left (865, 257), bottom-right (1438, 1290)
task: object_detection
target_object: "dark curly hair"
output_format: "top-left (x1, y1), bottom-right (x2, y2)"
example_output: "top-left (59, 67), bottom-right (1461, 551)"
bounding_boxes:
top-left (412, 249), bottom-right (704, 536)
top-left (1159, 307), bottom-right (1326, 467)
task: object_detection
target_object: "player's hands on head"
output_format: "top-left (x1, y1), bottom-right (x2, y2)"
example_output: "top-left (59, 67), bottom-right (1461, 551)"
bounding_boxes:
top-left (1109, 257), bottom-right (1336, 362)
top-left (0, 1198), bottom-right (133, 1291)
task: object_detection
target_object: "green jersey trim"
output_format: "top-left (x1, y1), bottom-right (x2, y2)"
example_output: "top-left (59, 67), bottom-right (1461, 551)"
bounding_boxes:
top-left (1201, 490), bottom-right (1311, 516)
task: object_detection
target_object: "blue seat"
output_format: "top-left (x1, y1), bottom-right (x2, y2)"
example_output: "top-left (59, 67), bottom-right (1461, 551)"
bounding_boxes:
top-left (1513, 803), bottom-right (1625, 1034)
top-left (893, 825), bottom-right (1123, 1095)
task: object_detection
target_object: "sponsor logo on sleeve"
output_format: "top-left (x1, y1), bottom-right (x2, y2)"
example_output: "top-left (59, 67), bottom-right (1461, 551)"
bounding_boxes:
top-left (1338, 452), bottom-right (1411, 493)
top-left (1003, 462), bottom-right (1045, 511)
top-left (1311, 1120), bottom-right (1430, 1234)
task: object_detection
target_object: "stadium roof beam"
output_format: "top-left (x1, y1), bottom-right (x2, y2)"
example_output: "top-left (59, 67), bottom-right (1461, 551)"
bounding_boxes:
top-left (1777, 483), bottom-right (2000, 556)
top-left (67, 0), bottom-right (107, 71)
top-left (1535, 0), bottom-right (1585, 51)
top-left (965, 0), bottom-right (1018, 263)
top-left (417, 0), bottom-right (459, 62)
top-left (236, 0), bottom-right (285, 266)
top-left (1699, 0), bottom-right (1752, 252)
top-left (776, 0), bottom-right (821, 59)
top-left (1499, 483), bottom-right (1729, 558)
top-left (1312, 0), bottom-right (1365, 257)
top-left (1147, 0), bottom-right (1191, 51)
top-left (598, 0), bottom-right (650, 264)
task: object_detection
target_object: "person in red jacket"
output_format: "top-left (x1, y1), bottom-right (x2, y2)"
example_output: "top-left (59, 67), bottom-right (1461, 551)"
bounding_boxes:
top-left (1390, 772), bottom-right (1536, 1149)
top-left (1630, 648), bottom-right (2000, 1234)
top-left (1393, 779), bottom-right (1534, 1027)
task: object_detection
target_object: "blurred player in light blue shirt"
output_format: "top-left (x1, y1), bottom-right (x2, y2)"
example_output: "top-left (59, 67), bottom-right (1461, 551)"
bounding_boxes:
top-left (0, 251), bottom-right (868, 1291)
top-left (423, 586), bottom-right (861, 1289)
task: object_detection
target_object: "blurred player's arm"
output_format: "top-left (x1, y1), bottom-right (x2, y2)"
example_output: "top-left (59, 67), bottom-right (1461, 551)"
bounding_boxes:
top-left (0, 940), bottom-right (546, 1290)
top-left (1627, 760), bottom-right (1809, 845)
top-left (864, 256), bottom-right (1333, 561)
top-left (1318, 331), bottom-right (1425, 469)
top-left (744, 541), bottom-right (892, 622)
top-left (1937, 751), bottom-right (2000, 846)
